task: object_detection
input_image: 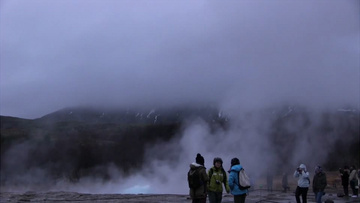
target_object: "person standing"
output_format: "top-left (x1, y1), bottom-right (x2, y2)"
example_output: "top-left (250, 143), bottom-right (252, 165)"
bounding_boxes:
top-left (282, 172), bottom-right (290, 193)
top-left (267, 172), bottom-right (273, 192)
top-left (312, 166), bottom-right (327, 203)
top-left (207, 157), bottom-right (230, 203)
top-left (339, 166), bottom-right (350, 196)
top-left (228, 158), bottom-right (248, 203)
top-left (349, 165), bottom-right (358, 197)
top-left (188, 153), bottom-right (209, 203)
top-left (294, 164), bottom-right (310, 203)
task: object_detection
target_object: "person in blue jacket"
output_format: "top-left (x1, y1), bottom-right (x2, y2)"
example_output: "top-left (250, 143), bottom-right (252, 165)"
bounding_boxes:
top-left (228, 157), bottom-right (248, 203)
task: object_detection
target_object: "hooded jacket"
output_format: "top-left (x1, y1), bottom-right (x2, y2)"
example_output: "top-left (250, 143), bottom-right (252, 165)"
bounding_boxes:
top-left (349, 169), bottom-right (358, 181)
top-left (208, 166), bottom-right (230, 193)
top-left (294, 164), bottom-right (310, 188)
top-left (228, 164), bottom-right (248, 195)
top-left (189, 163), bottom-right (208, 199)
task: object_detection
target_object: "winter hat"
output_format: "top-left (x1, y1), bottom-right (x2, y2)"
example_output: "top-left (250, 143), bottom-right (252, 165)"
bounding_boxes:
top-left (213, 157), bottom-right (223, 165)
top-left (196, 153), bottom-right (205, 166)
top-left (315, 166), bottom-right (323, 174)
top-left (231, 157), bottom-right (240, 167)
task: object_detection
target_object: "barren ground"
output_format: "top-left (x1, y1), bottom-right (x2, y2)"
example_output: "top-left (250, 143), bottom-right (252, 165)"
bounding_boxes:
top-left (1, 171), bottom-right (359, 202)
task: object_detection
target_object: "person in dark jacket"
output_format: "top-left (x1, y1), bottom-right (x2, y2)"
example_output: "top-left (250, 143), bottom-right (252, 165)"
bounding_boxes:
top-left (313, 166), bottom-right (327, 203)
top-left (339, 166), bottom-right (350, 196)
top-left (188, 153), bottom-right (209, 203)
top-left (228, 158), bottom-right (248, 203)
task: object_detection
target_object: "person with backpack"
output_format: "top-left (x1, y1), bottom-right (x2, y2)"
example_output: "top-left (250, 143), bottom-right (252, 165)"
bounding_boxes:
top-left (188, 153), bottom-right (209, 203)
top-left (207, 157), bottom-right (230, 203)
top-left (228, 157), bottom-right (248, 203)
top-left (294, 163), bottom-right (310, 203)
top-left (312, 166), bottom-right (327, 203)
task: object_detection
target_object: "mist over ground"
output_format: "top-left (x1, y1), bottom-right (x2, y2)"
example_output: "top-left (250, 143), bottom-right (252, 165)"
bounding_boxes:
top-left (0, 0), bottom-right (359, 195)
top-left (1, 105), bottom-right (358, 194)
top-left (0, 0), bottom-right (359, 118)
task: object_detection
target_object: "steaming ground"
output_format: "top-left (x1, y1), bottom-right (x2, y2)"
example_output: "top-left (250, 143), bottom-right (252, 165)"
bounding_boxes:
top-left (1, 172), bottom-right (359, 202)
top-left (1, 106), bottom-right (358, 196)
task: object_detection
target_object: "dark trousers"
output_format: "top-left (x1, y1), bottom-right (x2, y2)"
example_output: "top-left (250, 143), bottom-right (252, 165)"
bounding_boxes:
top-left (234, 194), bottom-right (246, 203)
top-left (343, 184), bottom-right (349, 196)
top-left (192, 198), bottom-right (206, 203)
top-left (208, 191), bottom-right (222, 203)
top-left (350, 180), bottom-right (358, 196)
top-left (295, 186), bottom-right (308, 203)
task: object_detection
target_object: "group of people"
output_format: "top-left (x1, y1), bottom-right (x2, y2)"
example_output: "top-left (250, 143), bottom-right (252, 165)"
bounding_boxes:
top-left (293, 164), bottom-right (327, 203)
top-left (188, 153), bottom-right (248, 203)
top-left (339, 165), bottom-right (359, 198)
top-left (188, 154), bottom-right (359, 203)
top-left (273, 163), bottom-right (359, 203)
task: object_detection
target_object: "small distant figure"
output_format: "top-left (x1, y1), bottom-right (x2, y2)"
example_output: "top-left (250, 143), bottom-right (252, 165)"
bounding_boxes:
top-left (349, 165), bottom-right (359, 197)
top-left (312, 166), bottom-right (327, 203)
top-left (294, 164), bottom-right (310, 203)
top-left (282, 172), bottom-right (290, 193)
top-left (266, 172), bottom-right (273, 192)
top-left (339, 166), bottom-right (350, 196)
top-left (228, 158), bottom-right (248, 203)
top-left (188, 153), bottom-right (209, 203)
top-left (207, 157), bottom-right (230, 203)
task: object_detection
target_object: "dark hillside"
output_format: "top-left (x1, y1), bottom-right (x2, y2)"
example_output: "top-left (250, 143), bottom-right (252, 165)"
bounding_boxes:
top-left (1, 106), bottom-right (226, 186)
top-left (0, 106), bottom-right (359, 188)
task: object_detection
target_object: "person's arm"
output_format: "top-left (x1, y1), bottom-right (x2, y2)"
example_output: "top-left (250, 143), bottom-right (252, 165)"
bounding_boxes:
top-left (302, 171), bottom-right (310, 179)
top-left (294, 170), bottom-right (299, 178)
top-left (312, 176), bottom-right (316, 192)
top-left (207, 168), bottom-right (212, 188)
top-left (349, 171), bottom-right (355, 180)
top-left (223, 171), bottom-right (230, 193)
top-left (203, 168), bottom-right (209, 183)
top-left (228, 171), bottom-right (235, 190)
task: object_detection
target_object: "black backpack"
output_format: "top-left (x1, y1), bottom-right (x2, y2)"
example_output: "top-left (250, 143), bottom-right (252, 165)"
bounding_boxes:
top-left (188, 167), bottom-right (202, 189)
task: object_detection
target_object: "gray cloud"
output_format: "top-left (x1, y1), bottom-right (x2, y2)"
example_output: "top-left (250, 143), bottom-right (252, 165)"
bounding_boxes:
top-left (1, 0), bottom-right (359, 118)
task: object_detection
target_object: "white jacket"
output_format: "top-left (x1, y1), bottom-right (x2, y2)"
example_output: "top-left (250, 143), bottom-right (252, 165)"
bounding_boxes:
top-left (294, 164), bottom-right (310, 188)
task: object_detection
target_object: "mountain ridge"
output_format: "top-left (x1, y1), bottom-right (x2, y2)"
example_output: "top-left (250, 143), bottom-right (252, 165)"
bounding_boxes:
top-left (1, 105), bottom-right (359, 188)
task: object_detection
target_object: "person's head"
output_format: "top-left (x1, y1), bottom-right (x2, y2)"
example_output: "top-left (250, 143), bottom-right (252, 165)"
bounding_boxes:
top-left (231, 157), bottom-right (240, 167)
top-left (299, 164), bottom-right (307, 171)
top-left (213, 157), bottom-right (223, 168)
top-left (315, 166), bottom-right (323, 174)
top-left (196, 153), bottom-right (205, 166)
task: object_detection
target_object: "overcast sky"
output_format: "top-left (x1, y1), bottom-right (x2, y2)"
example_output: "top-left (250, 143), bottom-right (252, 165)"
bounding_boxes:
top-left (1, 0), bottom-right (359, 119)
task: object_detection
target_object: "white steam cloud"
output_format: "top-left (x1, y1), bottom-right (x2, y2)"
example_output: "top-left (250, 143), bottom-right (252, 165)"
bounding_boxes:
top-left (2, 104), bottom-right (357, 194)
